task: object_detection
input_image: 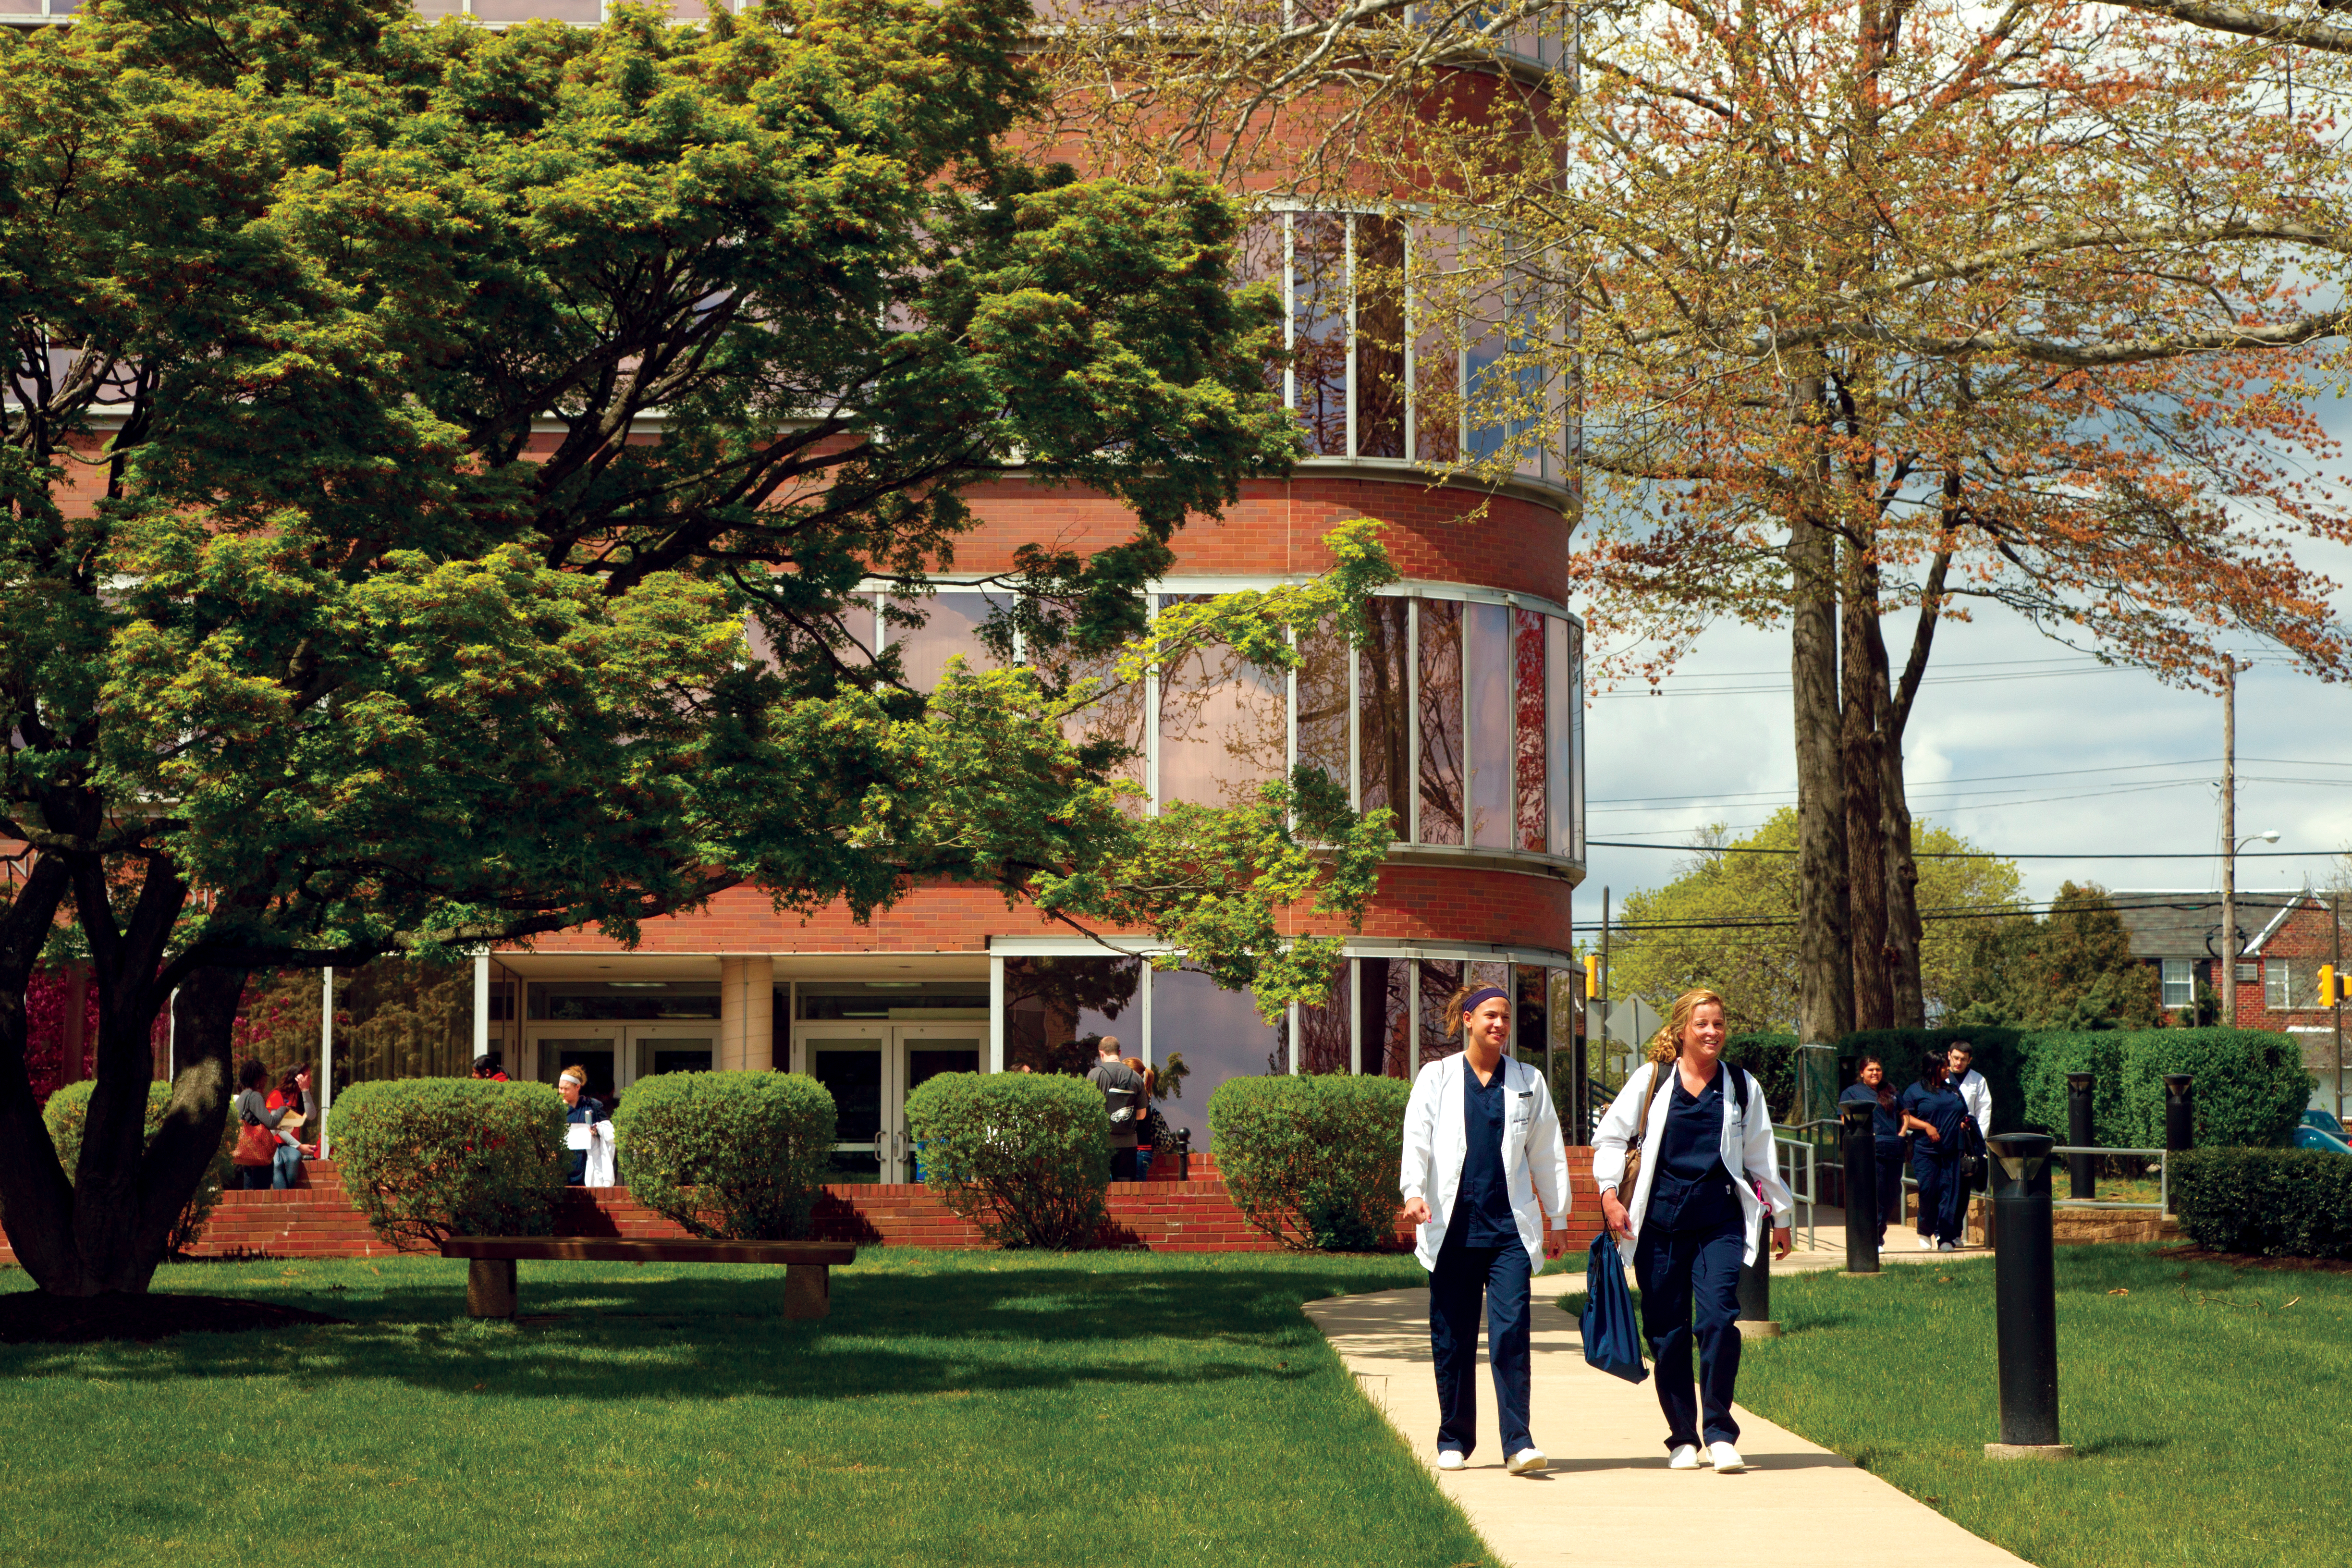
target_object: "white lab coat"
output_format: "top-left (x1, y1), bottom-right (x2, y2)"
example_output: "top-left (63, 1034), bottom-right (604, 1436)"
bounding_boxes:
top-left (1399, 1053), bottom-right (1572, 1272)
top-left (1952, 1069), bottom-right (1992, 1140)
top-left (1592, 1060), bottom-right (1797, 1266)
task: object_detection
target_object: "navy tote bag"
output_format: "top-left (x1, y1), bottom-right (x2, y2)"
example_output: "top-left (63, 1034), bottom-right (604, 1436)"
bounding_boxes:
top-left (1580, 1230), bottom-right (1648, 1383)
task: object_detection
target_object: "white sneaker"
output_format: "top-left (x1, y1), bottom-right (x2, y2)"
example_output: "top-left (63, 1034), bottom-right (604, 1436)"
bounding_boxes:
top-left (1709, 1442), bottom-right (1746, 1473)
top-left (1436, 1450), bottom-right (1466, 1471)
top-left (1938, 1240), bottom-right (1958, 1252)
top-left (1668, 1444), bottom-right (1702, 1470)
top-left (1507, 1447), bottom-right (1548, 1475)
top-left (1918, 1235), bottom-right (1936, 1250)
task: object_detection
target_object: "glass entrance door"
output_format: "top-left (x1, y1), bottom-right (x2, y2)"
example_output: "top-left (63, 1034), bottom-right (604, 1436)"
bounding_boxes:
top-left (800, 1026), bottom-right (894, 1184)
top-left (894, 1024), bottom-right (982, 1184)
top-left (630, 1027), bottom-right (716, 1082)
top-left (527, 1025), bottom-right (717, 1103)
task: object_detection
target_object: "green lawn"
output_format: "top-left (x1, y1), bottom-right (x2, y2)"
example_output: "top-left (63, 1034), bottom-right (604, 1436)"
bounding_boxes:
top-left (0, 1250), bottom-right (1489, 1568)
top-left (1733, 1246), bottom-right (2352, 1568)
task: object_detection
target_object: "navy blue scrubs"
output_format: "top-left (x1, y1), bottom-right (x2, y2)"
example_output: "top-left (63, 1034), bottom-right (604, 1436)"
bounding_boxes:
top-left (1838, 1082), bottom-right (1907, 1245)
top-left (1429, 1062), bottom-right (1535, 1459)
top-left (1900, 1078), bottom-right (1969, 1244)
top-left (1634, 1065), bottom-right (1748, 1450)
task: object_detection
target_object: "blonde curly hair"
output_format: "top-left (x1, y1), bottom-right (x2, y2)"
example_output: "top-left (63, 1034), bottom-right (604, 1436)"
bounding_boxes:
top-left (1646, 988), bottom-right (1728, 1064)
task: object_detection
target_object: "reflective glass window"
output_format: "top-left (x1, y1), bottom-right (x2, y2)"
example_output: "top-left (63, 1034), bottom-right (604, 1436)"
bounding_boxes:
top-left (1298, 962), bottom-right (1353, 1073)
top-left (1358, 599), bottom-right (1410, 833)
top-left (1152, 967), bottom-right (1284, 1147)
top-left (1004, 956), bottom-right (1141, 1075)
top-left (1547, 616), bottom-right (1573, 857)
top-left (1413, 226), bottom-right (1461, 463)
top-left (1418, 958), bottom-right (1463, 1065)
top-left (1296, 617), bottom-right (1351, 795)
top-left (1569, 620), bottom-right (1586, 859)
top-left (1513, 607), bottom-right (1547, 853)
top-left (888, 591), bottom-right (1002, 696)
top-left (472, 0), bottom-right (602, 18)
top-left (1418, 600), bottom-right (1464, 845)
top-left (1158, 598), bottom-right (1286, 808)
top-left (1360, 956), bottom-right (1411, 1077)
top-left (1038, 642), bottom-right (1145, 810)
top-left (1356, 216), bottom-right (1408, 459)
top-left (1513, 965), bottom-right (1549, 1074)
top-left (1466, 602), bottom-right (1513, 848)
top-left (1293, 215), bottom-right (1349, 456)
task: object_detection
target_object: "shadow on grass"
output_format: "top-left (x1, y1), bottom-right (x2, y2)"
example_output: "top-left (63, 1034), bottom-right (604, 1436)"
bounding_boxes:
top-left (2073, 1435), bottom-right (2174, 1458)
top-left (0, 1261), bottom-right (1376, 1406)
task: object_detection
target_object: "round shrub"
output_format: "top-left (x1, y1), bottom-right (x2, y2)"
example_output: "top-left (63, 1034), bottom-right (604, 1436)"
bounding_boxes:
top-left (331, 1078), bottom-right (566, 1249)
top-left (2170, 1147), bottom-right (2352, 1259)
top-left (42, 1081), bottom-right (234, 1257)
top-left (612, 1070), bottom-right (836, 1240)
top-left (905, 1072), bottom-right (1108, 1250)
top-left (1209, 1074), bottom-right (1411, 1250)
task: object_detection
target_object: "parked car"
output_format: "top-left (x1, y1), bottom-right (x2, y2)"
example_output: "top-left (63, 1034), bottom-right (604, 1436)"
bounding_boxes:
top-left (2293, 1109), bottom-right (2351, 1155)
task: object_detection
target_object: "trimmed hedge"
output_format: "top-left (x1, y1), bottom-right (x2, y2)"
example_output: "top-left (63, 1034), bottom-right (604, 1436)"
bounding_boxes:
top-left (331, 1079), bottom-right (567, 1249)
top-left (904, 1072), bottom-right (1108, 1250)
top-left (1838, 1028), bottom-right (2026, 1132)
top-left (612, 1071), bottom-right (835, 1240)
top-left (1723, 1033), bottom-right (1799, 1120)
top-left (2170, 1147), bottom-right (2352, 1259)
top-left (41, 1081), bottom-right (234, 1256)
top-left (1208, 1075), bottom-right (1411, 1250)
top-left (2018, 1029), bottom-right (2310, 1149)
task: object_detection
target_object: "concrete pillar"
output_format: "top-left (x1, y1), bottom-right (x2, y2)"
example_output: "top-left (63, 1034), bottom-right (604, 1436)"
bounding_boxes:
top-left (988, 956), bottom-right (1005, 1073)
top-left (472, 950), bottom-right (490, 1060)
top-left (719, 957), bottom-right (775, 1071)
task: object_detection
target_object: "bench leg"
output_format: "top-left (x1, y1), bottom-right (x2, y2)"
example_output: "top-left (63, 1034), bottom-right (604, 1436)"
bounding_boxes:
top-left (467, 1258), bottom-right (517, 1319)
top-left (783, 1263), bottom-right (829, 1321)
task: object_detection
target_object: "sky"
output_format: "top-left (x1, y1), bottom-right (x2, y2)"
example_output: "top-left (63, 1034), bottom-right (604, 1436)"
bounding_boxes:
top-left (1576, 416), bottom-right (2352, 918)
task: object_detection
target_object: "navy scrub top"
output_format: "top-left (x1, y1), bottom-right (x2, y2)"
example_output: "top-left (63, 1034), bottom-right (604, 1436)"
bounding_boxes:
top-left (1648, 1068), bottom-right (1740, 1234)
top-left (1899, 1080), bottom-right (1969, 1154)
top-left (1840, 1082), bottom-right (1904, 1140)
top-left (1450, 1062), bottom-right (1520, 1248)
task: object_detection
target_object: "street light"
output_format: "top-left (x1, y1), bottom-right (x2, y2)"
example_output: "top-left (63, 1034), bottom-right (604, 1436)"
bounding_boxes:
top-left (2221, 830), bottom-right (2284, 1028)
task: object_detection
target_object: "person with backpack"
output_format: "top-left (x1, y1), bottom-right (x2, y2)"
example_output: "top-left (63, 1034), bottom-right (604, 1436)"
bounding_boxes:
top-left (1398, 984), bottom-right (1572, 1477)
top-left (1593, 988), bottom-right (1794, 1475)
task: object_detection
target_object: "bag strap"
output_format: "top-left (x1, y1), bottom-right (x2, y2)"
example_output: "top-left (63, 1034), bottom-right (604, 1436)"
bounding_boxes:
top-left (1627, 1060), bottom-right (1672, 1159)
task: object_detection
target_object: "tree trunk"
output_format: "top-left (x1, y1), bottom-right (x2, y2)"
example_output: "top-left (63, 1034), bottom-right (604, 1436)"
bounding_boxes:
top-left (0, 856), bottom-right (74, 1281)
top-left (1842, 542), bottom-right (1893, 1031)
top-left (1789, 410), bottom-right (1852, 1045)
top-left (1884, 546), bottom-right (1952, 1031)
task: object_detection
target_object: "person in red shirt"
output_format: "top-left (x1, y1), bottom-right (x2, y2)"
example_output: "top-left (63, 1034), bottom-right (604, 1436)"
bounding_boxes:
top-left (471, 1054), bottom-right (509, 1082)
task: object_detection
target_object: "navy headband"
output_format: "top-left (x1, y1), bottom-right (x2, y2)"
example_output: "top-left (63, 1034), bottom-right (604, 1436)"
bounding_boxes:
top-left (1460, 986), bottom-right (1509, 1015)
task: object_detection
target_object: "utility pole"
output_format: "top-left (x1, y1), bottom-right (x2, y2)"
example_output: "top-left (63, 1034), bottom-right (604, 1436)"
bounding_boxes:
top-left (1598, 885), bottom-right (1612, 1086)
top-left (2220, 660), bottom-right (2238, 1029)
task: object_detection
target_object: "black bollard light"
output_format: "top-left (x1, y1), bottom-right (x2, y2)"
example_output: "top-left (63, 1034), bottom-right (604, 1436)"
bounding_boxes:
top-left (1984, 1132), bottom-right (2074, 1460)
top-left (1842, 1100), bottom-right (1881, 1274)
top-left (1735, 1204), bottom-right (1780, 1338)
top-left (2065, 1071), bottom-right (2095, 1199)
top-left (2164, 1074), bottom-right (2194, 1155)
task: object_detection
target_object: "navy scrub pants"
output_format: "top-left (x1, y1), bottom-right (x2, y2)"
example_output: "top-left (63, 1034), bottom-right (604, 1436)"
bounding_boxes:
top-left (1913, 1147), bottom-right (1968, 1245)
top-left (1427, 1227), bottom-right (1533, 1458)
top-left (1633, 1215), bottom-right (1747, 1449)
top-left (1873, 1137), bottom-right (1908, 1245)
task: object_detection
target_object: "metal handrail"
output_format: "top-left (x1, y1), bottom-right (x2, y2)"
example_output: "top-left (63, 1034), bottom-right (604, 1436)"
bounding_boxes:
top-left (2046, 1144), bottom-right (2169, 1213)
top-left (1770, 1130), bottom-right (1819, 1254)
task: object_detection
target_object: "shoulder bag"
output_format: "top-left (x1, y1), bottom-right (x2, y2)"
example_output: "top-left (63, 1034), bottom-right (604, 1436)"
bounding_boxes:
top-left (231, 1102), bottom-right (277, 1168)
top-left (1617, 1060), bottom-right (1676, 1194)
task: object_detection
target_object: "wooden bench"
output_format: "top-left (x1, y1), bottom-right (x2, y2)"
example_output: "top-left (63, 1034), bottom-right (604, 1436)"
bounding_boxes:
top-left (440, 1237), bottom-right (858, 1321)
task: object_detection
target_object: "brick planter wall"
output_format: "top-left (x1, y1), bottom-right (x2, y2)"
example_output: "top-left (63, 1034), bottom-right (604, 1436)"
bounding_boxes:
top-left (0, 1150), bottom-right (1606, 1265)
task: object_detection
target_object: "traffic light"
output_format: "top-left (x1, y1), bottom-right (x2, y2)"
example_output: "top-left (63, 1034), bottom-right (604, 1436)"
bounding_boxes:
top-left (1585, 954), bottom-right (1600, 999)
top-left (2322, 965), bottom-right (2338, 1008)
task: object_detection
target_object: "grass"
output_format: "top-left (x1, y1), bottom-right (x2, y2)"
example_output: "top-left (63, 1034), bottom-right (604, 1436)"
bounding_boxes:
top-left (0, 1249), bottom-right (1490, 1568)
top-left (1731, 1245), bottom-right (2352, 1568)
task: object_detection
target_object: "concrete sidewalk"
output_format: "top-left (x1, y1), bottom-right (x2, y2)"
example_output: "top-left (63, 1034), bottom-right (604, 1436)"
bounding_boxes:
top-left (1306, 1265), bottom-right (2031, 1568)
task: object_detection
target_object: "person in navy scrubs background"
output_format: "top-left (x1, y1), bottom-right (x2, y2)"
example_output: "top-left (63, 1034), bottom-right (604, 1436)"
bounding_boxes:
top-left (1593, 989), bottom-right (1794, 1475)
top-left (1837, 1055), bottom-right (1904, 1248)
top-left (1899, 1050), bottom-right (1970, 1250)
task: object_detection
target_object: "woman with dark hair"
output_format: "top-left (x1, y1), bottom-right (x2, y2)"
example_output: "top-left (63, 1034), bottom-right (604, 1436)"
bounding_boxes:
top-left (1837, 1056), bottom-right (1905, 1248)
top-left (1900, 1049), bottom-right (1971, 1251)
top-left (265, 1067), bottom-right (316, 1190)
top-left (230, 1059), bottom-right (294, 1191)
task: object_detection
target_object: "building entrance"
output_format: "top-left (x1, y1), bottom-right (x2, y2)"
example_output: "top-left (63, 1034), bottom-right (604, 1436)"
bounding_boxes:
top-left (522, 1024), bottom-right (717, 1103)
top-left (789, 1022), bottom-right (983, 1183)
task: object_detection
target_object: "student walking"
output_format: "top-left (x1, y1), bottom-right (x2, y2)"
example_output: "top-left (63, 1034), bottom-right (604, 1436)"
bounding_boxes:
top-left (1837, 1056), bottom-right (1905, 1248)
top-left (1900, 1051), bottom-right (1971, 1251)
top-left (1399, 985), bottom-right (1571, 1476)
top-left (1086, 1038), bottom-right (1149, 1182)
top-left (1593, 989), bottom-right (1794, 1474)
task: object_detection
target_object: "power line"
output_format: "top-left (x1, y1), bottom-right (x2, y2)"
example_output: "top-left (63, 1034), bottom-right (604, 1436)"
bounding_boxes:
top-left (1587, 838), bottom-right (2340, 861)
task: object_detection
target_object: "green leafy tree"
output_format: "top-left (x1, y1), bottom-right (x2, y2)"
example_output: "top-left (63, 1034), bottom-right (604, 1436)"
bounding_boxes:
top-left (1945, 882), bottom-right (2162, 1030)
top-left (0, 0), bottom-right (1389, 1298)
top-left (1607, 811), bottom-right (2023, 1035)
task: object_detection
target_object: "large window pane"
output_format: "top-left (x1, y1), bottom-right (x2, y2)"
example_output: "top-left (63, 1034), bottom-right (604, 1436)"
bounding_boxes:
top-left (1039, 642), bottom-right (1146, 811)
top-left (888, 591), bottom-right (1002, 695)
top-left (1298, 962), bottom-right (1353, 1073)
top-left (1297, 616), bottom-right (1350, 794)
top-left (1569, 620), bottom-right (1586, 859)
top-left (1412, 224), bottom-right (1460, 464)
top-left (1514, 608), bottom-right (1548, 853)
top-left (1360, 956), bottom-right (1411, 1077)
top-left (1418, 600), bottom-right (1464, 845)
top-left (1356, 216), bottom-right (1407, 459)
top-left (1358, 598), bottom-right (1409, 832)
top-left (1004, 956), bottom-right (1141, 1076)
top-left (1418, 958), bottom-right (1463, 1065)
top-left (1151, 967), bottom-right (1283, 1147)
top-left (335, 958), bottom-right (473, 1086)
top-left (1548, 616), bottom-right (1573, 857)
top-left (1293, 215), bottom-right (1349, 457)
top-left (472, 0), bottom-right (601, 18)
top-left (1513, 964), bottom-right (1549, 1073)
top-left (1467, 602), bottom-right (1512, 848)
top-left (1158, 598), bottom-right (1286, 808)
